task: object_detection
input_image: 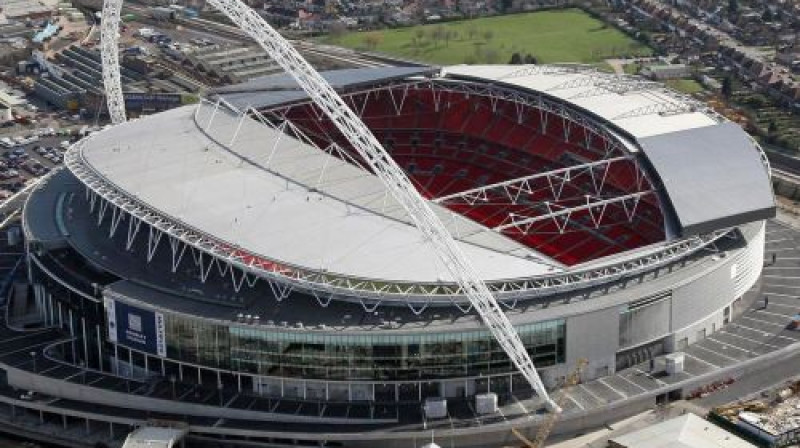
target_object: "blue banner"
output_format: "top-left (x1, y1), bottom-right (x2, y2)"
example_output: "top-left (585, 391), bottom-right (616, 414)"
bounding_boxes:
top-left (105, 297), bottom-right (166, 357)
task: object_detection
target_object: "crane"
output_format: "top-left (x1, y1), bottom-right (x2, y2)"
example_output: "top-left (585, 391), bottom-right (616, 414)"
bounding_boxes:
top-left (512, 358), bottom-right (588, 448)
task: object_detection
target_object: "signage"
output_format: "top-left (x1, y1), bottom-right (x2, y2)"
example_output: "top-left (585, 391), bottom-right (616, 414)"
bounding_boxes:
top-left (105, 297), bottom-right (167, 357)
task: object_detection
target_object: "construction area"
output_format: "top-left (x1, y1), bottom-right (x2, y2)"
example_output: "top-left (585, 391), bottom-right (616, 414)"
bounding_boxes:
top-left (711, 379), bottom-right (800, 448)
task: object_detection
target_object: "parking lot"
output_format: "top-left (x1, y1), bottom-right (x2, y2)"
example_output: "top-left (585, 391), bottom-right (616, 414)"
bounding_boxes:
top-left (0, 129), bottom-right (86, 197)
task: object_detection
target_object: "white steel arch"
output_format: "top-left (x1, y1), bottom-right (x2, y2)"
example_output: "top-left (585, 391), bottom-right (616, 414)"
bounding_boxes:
top-left (100, 0), bottom-right (126, 124)
top-left (99, 0), bottom-right (557, 411)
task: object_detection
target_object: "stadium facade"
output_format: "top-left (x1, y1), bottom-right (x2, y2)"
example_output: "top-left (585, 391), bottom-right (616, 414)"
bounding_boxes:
top-left (12, 64), bottom-right (775, 447)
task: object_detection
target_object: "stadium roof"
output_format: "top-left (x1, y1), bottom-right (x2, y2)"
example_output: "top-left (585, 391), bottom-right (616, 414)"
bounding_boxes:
top-left (74, 65), bottom-right (774, 287)
top-left (214, 67), bottom-right (436, 111)
top-left (441, 65), bottom-right (775, 236)
top-left (638, 122), bottom-right (775, 235)
top-left (78, 104), bottom-right (559, 284)
top-left (214, 65), bottom-right (774, 239)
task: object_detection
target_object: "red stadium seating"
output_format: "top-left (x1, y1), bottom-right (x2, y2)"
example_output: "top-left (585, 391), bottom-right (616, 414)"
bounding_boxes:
top-left (270, 86), bottom-right (665, 265)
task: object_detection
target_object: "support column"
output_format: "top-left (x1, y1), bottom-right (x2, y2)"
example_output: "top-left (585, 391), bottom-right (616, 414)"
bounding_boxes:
top-left (81, 317), bottom-right (89, 367)
top-left (113, 344), bottom-right (119, 375)
top-left (96, 324), bottom-right (103, 372)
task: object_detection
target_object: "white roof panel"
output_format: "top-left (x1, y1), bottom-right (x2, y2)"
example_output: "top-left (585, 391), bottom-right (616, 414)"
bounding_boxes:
top-left (443, 64), bottom-right (720, 138)
top-left (78, 105), bottom-right (560, 283)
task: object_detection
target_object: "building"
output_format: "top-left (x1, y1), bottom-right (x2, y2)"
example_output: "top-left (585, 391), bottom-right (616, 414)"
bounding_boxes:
top-left (609, 413), bottom-right (756, 448)
top-left (642, 63), bottom-right (692, 80)
top-left (10, 64), bottom-right (775, 447)
top-left (182, 45), bottom-right (282, 83)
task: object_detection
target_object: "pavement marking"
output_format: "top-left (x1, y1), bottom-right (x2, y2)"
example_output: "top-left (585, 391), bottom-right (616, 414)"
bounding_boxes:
top-left (617, 374), bottom-right (648, 393)
top-left (766, 238), bottom-right (793, 243)
top-left (597, 378), bottom-right (627, 399)
top-left (755, 302), bottom-right (800, 312)
top-left (755, 291), bottom-right (798, 299)
top-left (717, 329), bottom-right (782, 350)
top-left (765, 247), bottom-right (800, 253)
top-left (0, 340), bottom-right (56, 358)
top-left (564, 393), bottom-right (585, 411)
top-left (684, 352), bottom-right (720, 369)
top-left (755, 309), bottom-right (797, 319)
top-left (512, 396), bottom-right (530, 417)
top-left (740, 315), bottom-right (792, 329)
top-left (729, 322), bottom-right (800, 342)
top-left (761, 282), bottom-right (800, 289)
top-left (0, 329), bottom-right (52, 346)
top-left (63, 370), bottom-right (86, 382)
top-left (692, 344), bottom-right (742, 363)
top-left (633, 368), bottom-right (668, 387)
top-left (577, 384), bottom-right (607, 404)
top-left (763, 266), bottom-right (800, 271)
top-left (38, 364), bottom-right (64, 375)
top-left (706, 336), bottom-right (758, 356)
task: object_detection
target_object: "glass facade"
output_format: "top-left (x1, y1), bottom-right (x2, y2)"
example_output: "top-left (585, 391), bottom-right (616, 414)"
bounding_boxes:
top-left (165, 315), bottom-right (565, 381)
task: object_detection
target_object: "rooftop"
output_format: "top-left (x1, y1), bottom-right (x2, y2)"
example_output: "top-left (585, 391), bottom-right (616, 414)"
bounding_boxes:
top-left (609, 413), bottom-right (756, 448)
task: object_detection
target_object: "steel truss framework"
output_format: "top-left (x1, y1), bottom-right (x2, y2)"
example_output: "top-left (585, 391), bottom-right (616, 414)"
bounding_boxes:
top-left (491, 63), bottom-right (718, 121)
top-left (258, 79), bottom-right (660, 242)
top-left (430, 156), bottom-right (654, 233)
top-left (67, 133), bottom-right (733, 307)
top-left (264, 77), bottom-right (631, 161)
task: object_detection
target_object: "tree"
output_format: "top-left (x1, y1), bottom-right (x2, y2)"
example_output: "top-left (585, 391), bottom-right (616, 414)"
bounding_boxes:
top-left (523, 53), bottom-right (538, 64)
top-left (728, 0), bottom-right (738, 17)
top-left (509, 52), bottom-right (523, 64)
top-left (721, 75), bottom-right (733, 98)
top-left (767, 120), bottom-right (779, 143)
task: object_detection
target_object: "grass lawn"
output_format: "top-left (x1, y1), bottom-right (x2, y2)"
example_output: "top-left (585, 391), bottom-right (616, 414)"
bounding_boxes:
top-left (664, 78), bottom-right (705, 94)
top-left (622, 62), bottom-right (641, 75)
top-left (322, 9), bottom-right (652, 65)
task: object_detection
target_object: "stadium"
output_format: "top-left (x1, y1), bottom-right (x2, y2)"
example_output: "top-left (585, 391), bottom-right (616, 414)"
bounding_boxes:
top-left (9, 61), bottom-right (775, 448)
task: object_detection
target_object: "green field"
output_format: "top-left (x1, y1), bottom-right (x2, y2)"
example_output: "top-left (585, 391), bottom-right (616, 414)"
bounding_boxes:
top-left (664, 78), bottom-right (705, 94)
top-left (323, 9), bottom-right (652, 65)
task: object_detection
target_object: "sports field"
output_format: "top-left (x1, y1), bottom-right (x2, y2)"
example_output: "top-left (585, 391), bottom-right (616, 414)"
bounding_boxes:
top-left (323, 9), bottom-right (652, 65)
